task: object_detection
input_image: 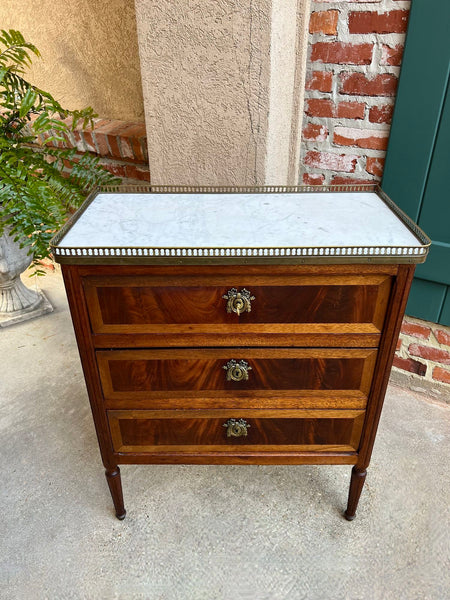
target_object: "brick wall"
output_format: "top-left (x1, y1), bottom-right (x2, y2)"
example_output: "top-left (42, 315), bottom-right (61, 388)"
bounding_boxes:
top-left (301, 0), bottom-right (410, 186)
top-left (300, 0), bottom-right (450, 399)
top-left (393, 317), bottom-right (450, 401)
top-left (37, 118), bottom-right (150, 184)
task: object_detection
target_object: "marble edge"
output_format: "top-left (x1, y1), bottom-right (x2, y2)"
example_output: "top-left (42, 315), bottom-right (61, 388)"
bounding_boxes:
top-left (52, 245), bottom-right (429, 265)
top-left (50, 184), bottom-right (431, 265)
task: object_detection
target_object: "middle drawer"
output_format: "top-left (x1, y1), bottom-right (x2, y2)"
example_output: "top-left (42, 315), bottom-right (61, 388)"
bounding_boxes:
top-left (97, 348), bottom-right (377, 410)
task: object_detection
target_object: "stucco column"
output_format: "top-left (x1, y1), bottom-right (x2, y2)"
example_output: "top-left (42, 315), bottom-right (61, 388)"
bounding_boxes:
top-left (135, 0), bottom-right (310, 186)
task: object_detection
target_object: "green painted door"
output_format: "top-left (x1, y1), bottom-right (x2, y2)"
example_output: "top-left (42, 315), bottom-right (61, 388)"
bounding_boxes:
top-left (382, 0), bottom-right (450, 326)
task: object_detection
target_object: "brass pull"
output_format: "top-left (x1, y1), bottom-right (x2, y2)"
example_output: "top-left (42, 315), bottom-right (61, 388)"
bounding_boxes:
top-left (223, 288), bottom-right (255, 315)
top-left (223, 359), bottom-right (252, 382)
top-left (223, 418), bottom-right (250, 438)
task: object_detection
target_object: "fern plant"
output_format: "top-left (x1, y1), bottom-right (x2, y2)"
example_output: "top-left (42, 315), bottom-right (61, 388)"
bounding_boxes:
top-left (0, 29), bottom-right (119, 270)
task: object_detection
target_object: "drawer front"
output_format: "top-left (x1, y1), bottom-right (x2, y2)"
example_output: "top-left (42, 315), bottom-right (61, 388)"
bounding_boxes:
top-left (84, 272), bottom-right (392, 340)
top-left (108, 409), bottom-right (365, 453)
top-left (97, 348), bottom-right (377, 409)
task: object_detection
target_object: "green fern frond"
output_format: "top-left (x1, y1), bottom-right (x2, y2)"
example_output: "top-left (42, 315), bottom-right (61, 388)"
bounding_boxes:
top-left (0, 29), bottom-right (121, 265)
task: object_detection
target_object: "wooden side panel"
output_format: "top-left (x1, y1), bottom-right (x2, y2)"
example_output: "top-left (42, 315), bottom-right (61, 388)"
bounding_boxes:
top-left (108, 409), bottom-right (365, 454)
top-left (60, 265), bottom-right (116, 471)
top-left (97, 348), bottom-right (377, 409)
top-left (357, 265), bottom-right (416, 468)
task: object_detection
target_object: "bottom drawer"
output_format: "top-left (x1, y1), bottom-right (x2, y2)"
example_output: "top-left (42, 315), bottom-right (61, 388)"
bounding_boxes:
top-left (108, 409), bottom-right (365, 453)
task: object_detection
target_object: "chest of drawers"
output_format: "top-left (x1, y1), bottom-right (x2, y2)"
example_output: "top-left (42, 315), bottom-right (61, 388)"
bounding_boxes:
top-left (52, 185), bottom-right (429, 520)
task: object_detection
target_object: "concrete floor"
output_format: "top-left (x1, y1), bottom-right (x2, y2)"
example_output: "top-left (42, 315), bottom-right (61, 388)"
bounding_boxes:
top-left (1, 268), bottom-right (449, 600)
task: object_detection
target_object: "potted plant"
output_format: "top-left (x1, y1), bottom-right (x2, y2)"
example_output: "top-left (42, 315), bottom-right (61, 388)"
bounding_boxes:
top-left (0, 28), bottom-right (119, 326)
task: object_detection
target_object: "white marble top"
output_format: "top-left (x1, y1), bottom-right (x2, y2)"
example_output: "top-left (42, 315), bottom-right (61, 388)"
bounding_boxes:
top-left (58, 191), bottom-right (422, 251)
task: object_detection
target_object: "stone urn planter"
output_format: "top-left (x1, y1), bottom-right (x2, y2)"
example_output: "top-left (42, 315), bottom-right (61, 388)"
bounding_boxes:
top-left (0, 227), bottom-right (52, 327)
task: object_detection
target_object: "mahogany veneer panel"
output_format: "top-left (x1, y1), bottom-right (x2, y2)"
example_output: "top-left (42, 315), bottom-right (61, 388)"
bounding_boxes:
top-left (97, 348), bottom-right (376, 410)
top-left (108, 409), bottom-right (365, 454)
top-left (83, 270), bottom-right (392, 343)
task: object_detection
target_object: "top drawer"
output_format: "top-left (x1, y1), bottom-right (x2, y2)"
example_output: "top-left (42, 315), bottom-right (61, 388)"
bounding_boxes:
top-left (82, 266), bottom-right (393, 347)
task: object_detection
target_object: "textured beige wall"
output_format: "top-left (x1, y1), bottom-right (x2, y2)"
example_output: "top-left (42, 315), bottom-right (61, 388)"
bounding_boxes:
top-left (136, 0), bottom-right (270, 186)
top-left (0, 0), bottom-right (144, 120)
top-left (135, 0), bottom-right (310, 186)
top-left (266, 0), bottom-right (310, 185)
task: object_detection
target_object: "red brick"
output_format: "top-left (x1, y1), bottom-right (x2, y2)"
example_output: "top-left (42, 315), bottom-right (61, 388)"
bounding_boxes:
top-left (409, 344), bottom-right (450, 365)
top-left (337, 101), bottom-right (365, 119)
top-left (311, 42), bottom-right (373, 65)
top-left (432, 366), bottom-right (450, 385)
top-left (309, 10), bottom-right (338, 35)
top-left (81, 131), bottom-right (98, 154)
top-left (303, 122), bottom-right (328, 141)
top-left (80, 119), bottom-right (111, 154)
top-left (93, 120), bottom-right (126, 159)
top-left (369, 104), bottom-right (394, 124)
top-left (90, 119), bottom-right (112, 156)
top-left (119, 136), bottom-right (135, 160)
top-left (305, 71), bottom-right (333, 92)
top-left (71, 129), bottom-right (86, 152)
top-left (69, 153), bottom-right (82, 163)
top-left (305, 98), bottom-right (334, 118)
top-left (401, 321), bottom-right (431, 340)
top-left (303, 173), bottom-right (325, 185)
top-left (393, 355), bottom-right (427, 376)
top-left (435, 329), bottom-right (450, 346)
top-left (125, 164), bottom-right (151, 182)
top-left (119, 124), bottom-right (148, 162)
top-left (94, 131), bottom-right (112, 157)
top-left (304, 98), bottom-right (364, 120)
top-left (121, 122), bottom-right (146, 137)
top-left (110, 122), bottom-right (144, 160)
top-left (42, 117), bottom-right (148, 162)
top-left (62, 130), bottom-right (76, 148)
top-left (40, 130), bottom-right (61, 148)
top-left (396, 338), bottom-right (402, 351)
top-left (348, 10), bottom-right (409, 34)
top-left (92, 118), bottom-right (110, 130)
top-left (102, 163), bottom-right (127, 178)
top-left (340, 72), bottom-right (398, 97)
top-left (334, 126), bottom-right (389, 150)
top-left (381, 44), bottom-right (404, 66)
top-left (331, 176), bottom-right (375, 185)
top-left (107, 135), bottom-right (122, 159)
top-left (62, 154), bottom-right (82, 172)
top-left (366, 156), bottom-right (385, 177)
top-left (304, 151), bottom-right (358, 173)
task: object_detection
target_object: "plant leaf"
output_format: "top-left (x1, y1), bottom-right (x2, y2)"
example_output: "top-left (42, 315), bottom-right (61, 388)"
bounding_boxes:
top-left (19, 86), bottom-right (37, 117)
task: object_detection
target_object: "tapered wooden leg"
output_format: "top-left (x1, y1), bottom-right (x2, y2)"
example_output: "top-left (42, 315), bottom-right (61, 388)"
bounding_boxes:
top-left (344, 466), bottom-right (367, 521)
top-left (105, 467), bottom-right (126, 520)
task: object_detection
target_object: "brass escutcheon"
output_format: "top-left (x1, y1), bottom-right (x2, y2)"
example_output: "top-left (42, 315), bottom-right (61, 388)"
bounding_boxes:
top-left (223, 418), bottom-right (250, 438)
top-left (222, 288), bottom-right (255, 316)
top-left (223, 359), bottom-right (252, 382)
